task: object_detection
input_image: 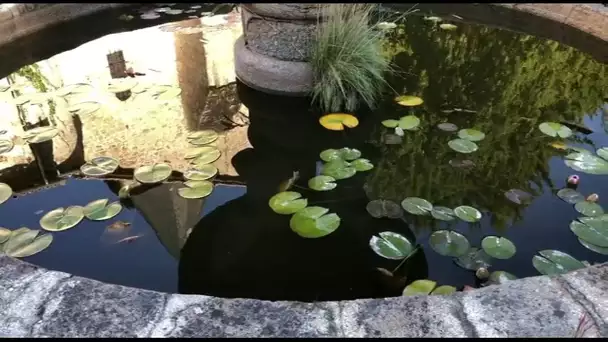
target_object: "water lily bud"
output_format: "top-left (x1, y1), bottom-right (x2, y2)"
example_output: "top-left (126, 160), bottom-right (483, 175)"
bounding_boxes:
top-left (475, 267), bottom-right (490, 280)
top-left (567, 175), bottom-right (580, 185)
top-left (586, 193), bottom-right (599, 202)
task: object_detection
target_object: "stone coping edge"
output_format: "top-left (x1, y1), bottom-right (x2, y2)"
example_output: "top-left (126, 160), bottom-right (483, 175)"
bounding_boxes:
top-left (0, 253), bottom-right (607, 337)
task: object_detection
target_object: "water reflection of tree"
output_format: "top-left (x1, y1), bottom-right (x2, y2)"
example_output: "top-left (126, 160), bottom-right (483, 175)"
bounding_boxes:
top-left (366, 17), bottom-right (608, 232)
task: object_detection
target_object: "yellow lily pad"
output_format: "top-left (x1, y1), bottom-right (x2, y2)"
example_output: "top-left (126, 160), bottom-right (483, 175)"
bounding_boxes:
top-left (319, 113), bottom-right (359, 131)
top-left (395, 95), bottom-right (423, 107)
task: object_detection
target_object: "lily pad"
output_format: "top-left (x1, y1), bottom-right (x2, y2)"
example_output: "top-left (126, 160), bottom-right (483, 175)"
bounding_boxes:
top-left (486, 271), bottom-right (517, 285)
top-left (187, 130), bottom-right (218, 145)
top-left (321, 160), bottom-right (357, 180)
top-left (381, 119), bottom-right (399, 128)
top-left (369, 231), bottom-right (414, 260)
top-left (165, 9), bottom-right (184, 15)
top-left (538, 122), bottom-right (573, 138)
top-left (0, 183), bottom-right (12, 205)
top-left (395, 95), bottom-right (423, 107)
top-left (183, 165), bottom-right (218, 181)
top-left (351, 158), bottom-right (374, 172)
top-left (318, 147), bottom-right (364, 162)
top-left (439, 23), bottom-right (458, 30)
top-left (319, 113), bottom-right (359, 131)
top-left (454, 247), bottom-right (492, 271)
top-left (401, 197), bottom-right (433, 216)
top-left (398, 115), bottom-right (421, 130)
top-left (308, 175), bottom-right (337, 191)
top-left (269, 191), bottom-right (308, 215)
top-left (437, 122), bottom-right (458, 132)
top-left (564, 151), bottom-right (608, 175)
top-left (504, 189), bottom-right (533, 205)
top-left (67, 101), bottom-right (101, 116)
top-left (556, 188), bottom-right (585, 204)
top-left (578, 238), bottom-right (608, 255)
top-left (3, 229), bottom-right (53, 258)
top-left (448, 139), bottom-right (478, 154)
top-left (532, 250), bottom-right (585, 276)
top-left (0, 227), bottom-right (11, 243)
top-left (431, 206), bottom-right (456, 221)
top-left (403, 279), bottom-right (436, 296)
top-left (134, 163), bottom-right (172, 184)
top-left (430, 285), bottom-right (457, 295)
top-left (23, 126), bottom-right (59, 144)
top-left (289, 206), bottom-right (340, 238)
top-left (178, 180), bottom-right (214, 199)
top-left (429, 230), bottom-right (470, 257)
top-left (40, 206), bottom-right (85, 232)
top-left (575, 201), bottom-right (604, 217)
top-left (454, 205), bottom-right (482, 222)
top-left (570, 217), bottom-right (608, 247)
top-left (80, 157), bottom-right (119, 177)
top-left (83, 199), bottom-right (122, 221)
top-left (0, 139), bottom-right (14, 154)
top-left (458, 129), bottom-right (485, 142)
top-left (481, 236), bottom-right (516, 259)
top-left (366, 199), bottom-right (402, 219)
top-left (597, 147), bottom-right (608, 161)
top-left (106, 78), bottom-right (137, 93)
top-left (55, 83), bottom-right (92, 97)
top-left (424, 16), bottom-right (443, 23)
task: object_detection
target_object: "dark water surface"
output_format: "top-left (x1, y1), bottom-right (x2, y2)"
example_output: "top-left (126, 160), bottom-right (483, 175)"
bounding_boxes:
top-left (0, 4), bottom-right (607, 301)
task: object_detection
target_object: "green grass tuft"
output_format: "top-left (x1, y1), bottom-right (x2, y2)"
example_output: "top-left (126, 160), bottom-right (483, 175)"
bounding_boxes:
top-left (310, 4), bottom-right (392, 113)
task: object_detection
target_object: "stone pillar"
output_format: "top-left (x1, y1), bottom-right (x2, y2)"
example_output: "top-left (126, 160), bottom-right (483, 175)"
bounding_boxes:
top-left (234, 4), bottom-right (321, 96)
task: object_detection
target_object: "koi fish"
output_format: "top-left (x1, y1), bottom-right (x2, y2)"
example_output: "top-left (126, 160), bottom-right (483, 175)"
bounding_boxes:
top-left (114, 234), bottom-right (143, 244)
top-left (278, 171), bottom-right (299, 192)
top-left (107, 221), bottom-right (131, 231)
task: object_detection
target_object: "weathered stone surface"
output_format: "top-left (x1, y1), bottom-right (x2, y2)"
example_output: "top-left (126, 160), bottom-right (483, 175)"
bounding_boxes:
top-left (234, 36), bottom-right (313, 95)
top-left (243, 7), bottom-right (314, 62)
top-left (244, 4), bottom-right (321, 20)
top-left (151, 295), bottom-right (340, 337)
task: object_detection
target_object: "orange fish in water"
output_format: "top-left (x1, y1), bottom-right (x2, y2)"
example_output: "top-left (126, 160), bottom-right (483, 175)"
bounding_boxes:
top-left (114, 234), bottom-right (143, 244)
top-left (107, 221), bottom-right (131, 231)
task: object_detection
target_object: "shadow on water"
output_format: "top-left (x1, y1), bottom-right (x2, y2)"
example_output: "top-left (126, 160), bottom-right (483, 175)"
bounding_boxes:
top-left (178, 81), bottom-right (428, 301)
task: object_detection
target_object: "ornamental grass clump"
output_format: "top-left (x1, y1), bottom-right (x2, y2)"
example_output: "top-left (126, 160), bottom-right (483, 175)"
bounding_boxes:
top-left (310, 4), bottom-right (391, 113)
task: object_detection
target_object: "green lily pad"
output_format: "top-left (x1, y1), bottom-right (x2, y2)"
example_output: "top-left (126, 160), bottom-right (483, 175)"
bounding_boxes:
top-left (369, 231), bottom-right (414, 260)
top-left (395, 95), bottom-right (423, 107)
top-left (3, 228), bottom-right (41, 256)
top-left (570, 217), bottom-right (608, 247)
top-left (538, 122), bottom-right (572, 138)
top-left (556, 188), bottom-right (585, 204)
top-left (23, 126), bottom-right (59, 144)
top-left (454, 247), bottom-right (492, 271)
top-left (481, 236), bottom-right (516, 259)
top-left (398, 115), bottom-right (420, 130)
top-left (366, 199), bottom-right (402, 219)
top-left (424, 16), bottom-right (443, 22)
top-left (187, 130), bottom-right (218, 145)
top-left (458, 129), bottom-right (485, 142)
top-left (183, 165), bottom-right (218, 181)
top-left (80, 157), bottom-right (119, 177)
top-left (486, 271), bottom-right (517, 285)
top-left (437, 123), bottom-right (458, 132)
top-left (289, 206), bottom-right (340, 238)
top-left (190, 147), bottom-right (221, 165)
top-left (401, 197), bottom-right (433, 216)
top-left (351, 158), bottom-right (374, 172)
top-left (0, 227), bottom-right (11, 244)
top-left (106, 78), bottom-right (137, 93)
top-left (564, 151), bottom-right (608, 175)
top-left (439, 23), bottom-right (457, 30)
top-left (504, 189), bottom-right (533, 205)
top-left (431, 206), bottom-right (455, 221)
top-left (67, 101), bottom-right (101, 116)
top-left (574, 201), bottom-right (604, 217)
top-left (40, 206), bottom-right (85, 232)
top-left (403, 279), bottom-right (436, 296)
top-left (321, 160), bottom-right (356, 180)
top-left (338, 148), bottom-right (362, 161)
top-left (0, 139), bottom-right (14, 154)
top-left (269, 191), bottom-right (308, 215)
top-left (6, 233), bottom-right (53, 258)
top-left (381, 119), bottom-right (399, 128)
top-left (134, 163), bottom-right (172, 184)
top-left (429, 230), bottom-right (470, 257)
top-left (431, 285), bottom-right (457, 295)
top-left (83, 199), bottom-right (122, 221)
top-left (448, 139), bottom-right (478, 154)
top-left (454, 205), bottom-right (482, 222)
top-left (532, 250), bottom-right (585, 276)
top-left (597, 147), bottom-right (608, 161)
top-left (578, 238), bottom-right (608, 255)
top-left (308, 175), bottom-right (337, 191)
top-left (178, 180), bottom-right (214, 199)
top-left (0, 183), bottom-right (12, 205)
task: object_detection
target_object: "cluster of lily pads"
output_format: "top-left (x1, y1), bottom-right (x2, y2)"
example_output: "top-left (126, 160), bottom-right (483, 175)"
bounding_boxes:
top-left (137, 3), bottom-right (228, 21)
top-left (423, 15), bottom-right (459, 31)
top-left (179, 130), bottom-right (222, 199)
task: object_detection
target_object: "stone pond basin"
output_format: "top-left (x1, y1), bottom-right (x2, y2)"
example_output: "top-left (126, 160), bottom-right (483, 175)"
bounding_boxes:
top-left (0, 254), bottom-right (607, 337)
